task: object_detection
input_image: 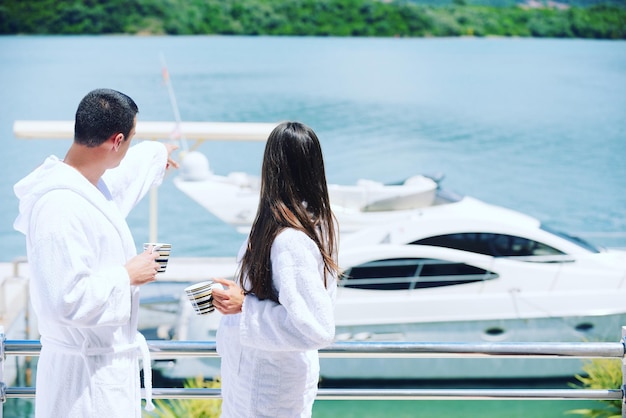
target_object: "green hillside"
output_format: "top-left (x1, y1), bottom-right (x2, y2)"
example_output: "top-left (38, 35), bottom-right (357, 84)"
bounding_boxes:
top-left (0, 0), bottom-right (624, 38)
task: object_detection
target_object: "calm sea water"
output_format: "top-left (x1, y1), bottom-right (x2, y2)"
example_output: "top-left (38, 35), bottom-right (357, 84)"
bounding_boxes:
top-left (1, 36), bottom-right (625, 417)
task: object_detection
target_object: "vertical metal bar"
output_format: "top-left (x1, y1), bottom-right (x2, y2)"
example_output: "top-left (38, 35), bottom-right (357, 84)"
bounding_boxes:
top-left (1, 325), bottom-right (6, 417)
top-left (616, 326), bottom-right (626, 418)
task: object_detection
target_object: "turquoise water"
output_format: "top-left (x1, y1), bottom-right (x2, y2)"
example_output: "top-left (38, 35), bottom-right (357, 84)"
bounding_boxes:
top-left (1, 36), bottom-right (625, 261)
top-left (314, 399), bottom-right (602, 417)
top-left (1, 36), bottom-right (625, 417)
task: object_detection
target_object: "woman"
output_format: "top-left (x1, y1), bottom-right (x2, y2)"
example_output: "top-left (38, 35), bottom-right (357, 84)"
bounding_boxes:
top-left (211, 121), bottom-right (339, 418)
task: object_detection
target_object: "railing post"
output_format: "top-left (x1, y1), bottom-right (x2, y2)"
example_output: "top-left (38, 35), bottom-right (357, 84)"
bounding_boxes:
top-left (1, 325), bottom-right (5, 418)
top-left (616, 326), bottom-right (626, 418)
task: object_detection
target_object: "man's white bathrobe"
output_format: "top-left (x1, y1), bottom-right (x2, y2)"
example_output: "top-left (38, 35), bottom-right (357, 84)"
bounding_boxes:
top-left (217, 228), bottom-right (337, 418)
top-left (13, 141), bottom-right (167, 418)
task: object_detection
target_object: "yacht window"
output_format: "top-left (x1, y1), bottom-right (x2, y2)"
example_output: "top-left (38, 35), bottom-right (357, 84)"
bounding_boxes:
top-left (411, 233), bottom-right (564, 257)
top-left (341, 258), bottom-right (498, 290)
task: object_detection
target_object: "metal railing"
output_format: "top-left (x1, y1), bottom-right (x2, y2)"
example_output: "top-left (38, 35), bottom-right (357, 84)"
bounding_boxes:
top-left (2, 329), bottom-right (626, 416)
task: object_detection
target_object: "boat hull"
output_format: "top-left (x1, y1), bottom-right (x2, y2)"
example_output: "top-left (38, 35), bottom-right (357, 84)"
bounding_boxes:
top-left (153, 309), bottom-right (626, 381)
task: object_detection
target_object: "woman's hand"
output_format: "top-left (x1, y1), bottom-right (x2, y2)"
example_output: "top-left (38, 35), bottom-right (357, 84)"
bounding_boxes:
top-left (211, 277), bottom-right (245, 315)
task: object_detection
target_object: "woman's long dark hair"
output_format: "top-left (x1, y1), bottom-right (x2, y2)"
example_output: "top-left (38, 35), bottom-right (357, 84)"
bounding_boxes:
top-left (238, 121), bottom-right (338, 302)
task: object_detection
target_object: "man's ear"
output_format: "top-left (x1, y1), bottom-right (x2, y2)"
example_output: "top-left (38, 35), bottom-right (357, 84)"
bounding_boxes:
top-left (112, 133), bottom-right (124, 151)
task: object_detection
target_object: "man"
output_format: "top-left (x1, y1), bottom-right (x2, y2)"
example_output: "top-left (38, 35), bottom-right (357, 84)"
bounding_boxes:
top-left (13, 88), bottom-right (178, 417)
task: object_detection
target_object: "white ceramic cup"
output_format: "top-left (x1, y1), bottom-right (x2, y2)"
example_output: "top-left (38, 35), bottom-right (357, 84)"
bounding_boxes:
top-left (184, 280), bottom-right (217, 315)
top-left (143, 242), bottom-right (172, 273)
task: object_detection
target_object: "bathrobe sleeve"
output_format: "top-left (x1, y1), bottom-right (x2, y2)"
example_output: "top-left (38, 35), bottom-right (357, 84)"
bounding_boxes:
top-left (103, 141), bottom-right (168, 217)
top-left (239, 229), bottom-right (335, 351)
top-left (27, 190), bottom-right (132, 327)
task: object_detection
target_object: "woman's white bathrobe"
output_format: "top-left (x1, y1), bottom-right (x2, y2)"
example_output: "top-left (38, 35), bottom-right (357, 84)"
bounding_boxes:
top-left (217, 228), bottom-right (337, 418)
top-left (13, 141), bottom-right (167, 418)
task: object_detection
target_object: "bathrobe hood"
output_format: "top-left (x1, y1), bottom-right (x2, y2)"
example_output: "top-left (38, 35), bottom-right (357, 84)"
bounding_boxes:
top-left (14, 155), bottom-right (100, 234)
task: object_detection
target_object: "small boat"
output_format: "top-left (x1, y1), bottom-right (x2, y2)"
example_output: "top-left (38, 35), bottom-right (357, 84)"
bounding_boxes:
top-left (174, 151), bottom-right (439, 233)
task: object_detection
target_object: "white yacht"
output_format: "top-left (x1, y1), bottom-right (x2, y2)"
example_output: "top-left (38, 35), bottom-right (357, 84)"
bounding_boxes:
top-left (147, 187), bottom-right (626, 381)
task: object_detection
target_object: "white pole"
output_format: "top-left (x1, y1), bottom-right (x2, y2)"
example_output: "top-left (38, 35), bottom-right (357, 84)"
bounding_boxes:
top-left (150, 187), bottom-right (158, 243)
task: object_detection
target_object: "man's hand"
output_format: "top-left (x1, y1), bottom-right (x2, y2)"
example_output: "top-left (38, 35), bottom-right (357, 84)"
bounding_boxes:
top-left (164, 143), bottom-right (180, 170)
top-left (125, 246), bottom-right (160, 286)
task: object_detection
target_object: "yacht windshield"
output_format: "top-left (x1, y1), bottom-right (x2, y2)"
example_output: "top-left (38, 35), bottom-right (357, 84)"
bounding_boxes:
top-left (540, 225), bottom-right (600, 253)
top-left (411, 233), bottom-right (565, 257)
top-left (412, 229), bottom-right (601, 258)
